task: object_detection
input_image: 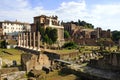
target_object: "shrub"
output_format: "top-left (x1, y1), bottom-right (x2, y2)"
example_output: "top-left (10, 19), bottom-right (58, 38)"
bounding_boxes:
top-left (62, 42), bottom-right (77, 49)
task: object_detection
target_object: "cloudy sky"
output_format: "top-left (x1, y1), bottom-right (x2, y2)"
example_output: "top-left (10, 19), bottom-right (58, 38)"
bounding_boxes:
top-left (0, 0), bottom-right (120, 30)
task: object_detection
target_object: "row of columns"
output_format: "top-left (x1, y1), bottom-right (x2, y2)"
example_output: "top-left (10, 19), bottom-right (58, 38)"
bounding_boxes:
top-left (18, 32), bottom-right (41, 51)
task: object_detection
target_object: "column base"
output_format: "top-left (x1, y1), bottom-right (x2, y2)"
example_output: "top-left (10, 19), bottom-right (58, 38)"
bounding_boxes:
top-left (23, 46), bottom-right (26, 48)
top-left (20, 45), bottom-right (23, 47)
top-left (26, 46), bottom-right (29, 48)
top-left (33, 47), bottom-right (37, 50)
top-left (29, 46), bottom-right (33, 49)
top-left (37, 48), bottom-right (41, 51)
top-left (18, 45), bottom-right (21, 47)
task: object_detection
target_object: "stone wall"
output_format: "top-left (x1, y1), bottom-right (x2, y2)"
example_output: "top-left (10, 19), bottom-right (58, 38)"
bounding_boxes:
top-left (43, 51), bottom-right (79, 60)
top-left (89, 53), bottom-right (120, 71)
top-left (43, 51), bottom-right (60, 60)
top-left (21, 53), bottom-right (51, 72)
top-left (60, 52), bottom-right (79, 60)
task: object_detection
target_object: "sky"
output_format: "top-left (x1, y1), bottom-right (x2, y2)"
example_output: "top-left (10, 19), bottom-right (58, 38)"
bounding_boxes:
top-left (0, 0), bottom-right (120, 31)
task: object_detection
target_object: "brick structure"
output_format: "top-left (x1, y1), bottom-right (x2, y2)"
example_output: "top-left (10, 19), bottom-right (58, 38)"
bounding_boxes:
top-left (63, 22), bottom-right (79, 35)
top-left (63, 22), bottom-right (112, 45)
top-left (31, 15), bottom-right (64, 47)
top-left (63, 22), bottom-right (111, 39)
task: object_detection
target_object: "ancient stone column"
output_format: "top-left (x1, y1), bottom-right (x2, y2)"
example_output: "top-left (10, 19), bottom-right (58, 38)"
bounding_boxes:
top-left (29, 32), bottom-right (32, 49)
top-left (18, 33), bottom-right (20, 47)
top-left (37, 32), bottom-right (41, 51)
top-left (20, 33), bottom-right (23, 47)
top-left (23, 33), bottom-right (25, 47)
top-left (26, 32), bottom-right (28, 48)
top-left (33, 32), bottom-right (36, 50)
top-left (49, 18), bottom-right (52, 26)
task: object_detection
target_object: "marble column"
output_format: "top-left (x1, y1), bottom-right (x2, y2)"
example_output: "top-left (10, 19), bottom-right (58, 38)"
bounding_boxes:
top-left (18, 34), bottom-right (20, 46)
top-left (33, 32), bottom-right (36, 50)
top-left (20, 33), bottom-right (23, 47)
top-left (23, 33), bottom-right (25, 47)
top-left (37, 31), bottom-right (41, 51)
top-left (49, 18), bottom-right (52, 26)
top-left (29, 32), bottom-right (32, 49)
top-left (26, 32), bottom-right (28, 48)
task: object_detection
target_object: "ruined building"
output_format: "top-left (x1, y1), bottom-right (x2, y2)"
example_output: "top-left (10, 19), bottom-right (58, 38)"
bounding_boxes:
top-left (31, 15), bottom-right (64, 47)
top-left (63, 22), bottom-right (112, 45)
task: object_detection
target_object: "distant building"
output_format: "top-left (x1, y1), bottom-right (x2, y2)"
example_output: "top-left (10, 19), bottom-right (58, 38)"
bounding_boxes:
top-left (0, 20), bottom-right (31, 40)
top-left (0, 20), bottom-right (31, 36)
top-left (63, 22), bottom-right (112, 45)
top-left (63, 22), bottom-right (111, 39)
top-left (63, 22), bottom-right (79, 35)
top-left (31, 15), bottom-right (64, 46)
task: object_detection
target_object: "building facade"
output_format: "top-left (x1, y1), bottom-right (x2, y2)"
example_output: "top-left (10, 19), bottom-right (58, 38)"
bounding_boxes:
top-left (0, 21), bottom-right (31, 36)
top-left (31, 15), bottom-right (64, 46)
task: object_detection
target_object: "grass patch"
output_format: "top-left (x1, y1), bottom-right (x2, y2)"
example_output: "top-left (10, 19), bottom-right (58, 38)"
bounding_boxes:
top-left (0, 48), bottom-right (22, 65)
top-left (44, 70), bottom-right (79, 80)
top-left (57, 49), bottom-right (78, 54)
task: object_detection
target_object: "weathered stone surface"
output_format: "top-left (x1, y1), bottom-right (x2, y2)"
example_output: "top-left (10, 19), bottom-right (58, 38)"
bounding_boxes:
top-left (21, 52), bottom-right (51, 72)
top-left (1, 71), bottom-right (26, 80)
top-left (89, 53), bottom-right (120, 71)
top-left (0, 58), bottom-right (2, 69)
top-left (28, 69), bottom-right (45, 79)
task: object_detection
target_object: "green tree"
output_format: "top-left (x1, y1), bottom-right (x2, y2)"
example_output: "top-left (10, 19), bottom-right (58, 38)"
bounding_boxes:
top-left (62, 41), bottom-right (77, 49)
top-left (45, 27), bottom-right (52, 36)
top-left (0, 40), bottom-right (6, 48)
top-left (39, 27), bottom-right (45, 39)
top-left (43, 34), bottom-right (49, 44)
top-left (112, 31), bottom-right (120, 42)
top-left (49, 28), bottom-right (58, 43)
top-left (64, 30), bottom-right (70, 39)
top-left (41, 27), bottom-right (58, 44)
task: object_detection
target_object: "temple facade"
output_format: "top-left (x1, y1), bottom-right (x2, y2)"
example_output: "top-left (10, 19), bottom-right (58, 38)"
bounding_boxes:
top-left (31, 15), bottom-right (64, 47)
top-left (18, 32), bottom-right (41, 51)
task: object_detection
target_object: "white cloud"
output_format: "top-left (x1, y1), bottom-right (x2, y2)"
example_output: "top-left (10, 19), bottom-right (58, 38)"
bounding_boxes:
top-left (0, 0), bottom-right (120, 30)
top-left (92, 4), bottom-right (120, 15)
top-left (55, 0), bottom-right (90, 21)
top-left (90, 4), bottom-right (120, 30)
top-left (0, 0), bottom-right (89, 23)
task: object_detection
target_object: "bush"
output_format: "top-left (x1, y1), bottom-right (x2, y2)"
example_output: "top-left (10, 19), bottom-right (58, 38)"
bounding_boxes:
top-left (62, 42), bottom-right (77, 49)
top-left (0, 40), bottom-right (7, 48)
